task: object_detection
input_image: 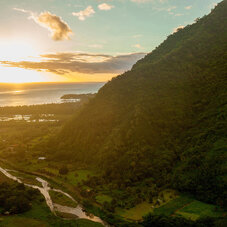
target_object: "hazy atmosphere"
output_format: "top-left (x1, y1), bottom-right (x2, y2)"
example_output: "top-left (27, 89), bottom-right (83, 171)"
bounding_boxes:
top-left (0, 0), bottom-right (222, 82)
top-left (0, 1), bottom-right (226, 227)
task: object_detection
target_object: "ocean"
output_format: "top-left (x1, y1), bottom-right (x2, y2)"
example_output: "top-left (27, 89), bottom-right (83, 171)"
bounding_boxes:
top-left (0, 82), bottom-right (105, 107)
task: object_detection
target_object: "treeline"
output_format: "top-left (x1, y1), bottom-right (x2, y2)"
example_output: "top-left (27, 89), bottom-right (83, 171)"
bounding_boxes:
top-left (0, 102), bottom-right (84, 115)
top-left (61, 93), bottom-right (96, 100)
top-left (140, 214), bottom-right (227, 227)
top-left (82, 201), bottom-right (227, 227)
top-left (0, 182), bottom-right (40, 214)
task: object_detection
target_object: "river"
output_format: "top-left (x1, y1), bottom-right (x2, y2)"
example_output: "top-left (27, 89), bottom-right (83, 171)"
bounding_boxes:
top-left (0, 166), bottom-right (107, 226)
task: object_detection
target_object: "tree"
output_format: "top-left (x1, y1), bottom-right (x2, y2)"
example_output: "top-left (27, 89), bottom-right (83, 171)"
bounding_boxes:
top-left (59, 166), bottom-right (69, 175)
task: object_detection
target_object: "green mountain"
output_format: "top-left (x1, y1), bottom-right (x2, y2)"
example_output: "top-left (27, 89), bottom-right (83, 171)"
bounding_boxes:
top-left (51, 1), bottom-right (227, 206)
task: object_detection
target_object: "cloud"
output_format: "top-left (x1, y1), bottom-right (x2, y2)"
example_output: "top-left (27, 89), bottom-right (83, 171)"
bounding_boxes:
top-left (166, 6), bottom-right (184, 17)
top-left (89, 44), bottom-right (103, 49)
top-left (0, 52), bottom-right (146, 75)
top-left (174, 13), bottom-right (183, 17)
top-left (72, 6), bottom-right (95, 21)
top-left (133, 44), bottom-right (143, 49)
top-left (166, 6), bottom-right (178, 16)
top-left (131, 0), bottom-right (149, 3)
top-left (131, 0), bottom-right (167, 3)
top-left (185, 5), bottom-right (192, 10)
top-left (173, 25), bottom-right (184, 33)
top-left (13, 8), bottom-right (72, 41)
top-left (33, 12), bottom-right (72, 41)
top-left (98, 3), bottom-right (114, 11)
top-left (133, 34), bottom-right (143, 38)
top-left (13, 8), bottom-right (31, 13)
top-left (167, 6), bottom-right (176, 12)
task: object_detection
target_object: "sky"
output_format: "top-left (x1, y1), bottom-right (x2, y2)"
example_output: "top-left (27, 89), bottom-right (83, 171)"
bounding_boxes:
top-left (0, 0), bottom-right (222, 83)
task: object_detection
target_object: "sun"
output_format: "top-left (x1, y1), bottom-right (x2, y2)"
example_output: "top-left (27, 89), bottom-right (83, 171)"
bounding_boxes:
top-left (0, 39), bottom-right (65, 83)
top-left (0, 66), bottom-right (64, 83)
top-left (0, 39), bottom-right (43, 83)
top-left (0, 67), bottom-right (44, 83)
top-left (0, 39), bottom-right (39, 62)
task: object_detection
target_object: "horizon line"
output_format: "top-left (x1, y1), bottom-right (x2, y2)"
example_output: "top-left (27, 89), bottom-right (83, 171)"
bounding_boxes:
top-left (0, 81), bottom-right (107, 85)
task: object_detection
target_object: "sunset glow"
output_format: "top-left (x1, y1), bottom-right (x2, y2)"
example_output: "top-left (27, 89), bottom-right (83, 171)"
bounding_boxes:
top-left (0, 39), bottom-right (38, 62)
top-left (0, 1), bottom-right (225, 226)
top-left (0, 0), bottom-right (221, 83)
top-left (0, 39), bottom-right (51, 83)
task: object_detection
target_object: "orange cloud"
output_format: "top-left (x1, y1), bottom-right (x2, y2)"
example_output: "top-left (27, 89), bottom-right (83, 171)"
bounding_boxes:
top-left (0, 52), bottom-right (146, 75)
top-left (33, 12), bottom-right (72, 41)
top-left (14, 8), bottom-right (72, 41)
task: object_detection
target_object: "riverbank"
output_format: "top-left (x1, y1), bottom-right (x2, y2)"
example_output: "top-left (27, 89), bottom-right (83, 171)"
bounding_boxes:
top-left (0, 164), bottom-right (107, 226)
top-left (0, 102), bottom-right (225, 227)
top-left (2, 155), bottom-right (226, 227)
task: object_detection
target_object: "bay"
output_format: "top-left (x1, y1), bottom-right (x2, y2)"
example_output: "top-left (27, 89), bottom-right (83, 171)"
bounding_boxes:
top-left (0, 82), bottom-right (105, 107)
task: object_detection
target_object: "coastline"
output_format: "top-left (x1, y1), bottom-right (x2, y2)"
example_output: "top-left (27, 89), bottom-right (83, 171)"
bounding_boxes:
top-left (0, 82), bottom-right (105, 107)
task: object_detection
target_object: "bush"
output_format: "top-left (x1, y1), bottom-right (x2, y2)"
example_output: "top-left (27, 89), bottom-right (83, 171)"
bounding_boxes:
top-left (59, 166), bottom-right (69, 175)
top-left (0, 182), bottom-right (39, 214)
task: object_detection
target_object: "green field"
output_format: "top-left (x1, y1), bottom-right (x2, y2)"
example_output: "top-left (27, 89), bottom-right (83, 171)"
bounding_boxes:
top-left (153, 195), bottom-right (194, 216)
top-left (153, 195), bottom-right (226, 221)
top-left (0, 197), bottom-right (103, 227)
top-left (0, 172), bottom-right (12, 184)
top-left (67, 170), bottom-right (97, 186)
top-left (0, 216), bottom-right (50, 227)
top-left (95, 194), bottom-right (112, 205)
top-left (1, 157), bottom-right (226, 226)
top-left (5, 170), bottom-right (43, 187)
top-left (175, 200), bottom-right (225, 221)
top-left (115, 194), bottom-right (226, 222)
top-left (116, 189), bottom-right (178, 221)
top-left (0, 172), bottom-right (103, 227)
top-left (116, 202), bottom-right (154, 220)
top-left (49, 190), bottom-right (77, 207)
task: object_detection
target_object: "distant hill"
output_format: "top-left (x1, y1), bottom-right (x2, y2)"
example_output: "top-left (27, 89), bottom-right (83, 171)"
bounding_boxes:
top-left (61, 93), bottom-right (96, 100)
top-left (51, 1), bottom-right (227, 206)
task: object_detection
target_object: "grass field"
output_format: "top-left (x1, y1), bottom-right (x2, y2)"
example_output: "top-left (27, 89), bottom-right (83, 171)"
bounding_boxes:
top-left (1, 159), bottom-right (226, 226)
top-left (5, 170), bottom-right (43, 187)
top-left (116, 202), bottom-right (154, 220)
top-left (0, 172), bottom-right (12, 184)
top-left (21, 202), bottom-right (103, 226)
top-left (116, 194), bottom-right (226, 222)
top-left (0, 200), bottom-right (103, 227)
top-left (153, 195), bottom-right (226, 221)
top-left (153, 195), bottom-right (194, 216)
top-left (95, 194), bottom-right (112, 205)
top-left (0, 171), bottom-right (103, 227)
top-left (116, 189), bottom-right (178, 221)
top-left (67, 170), bottom-right (97, 186)
top-left (0, 217), bottom-right (50, 227)
top-left (175, 200), bottom-right (225, 221)
top-left (0, 216), bottom-right (104, 227)
top-left (49, 190), bottom-right (77, 207)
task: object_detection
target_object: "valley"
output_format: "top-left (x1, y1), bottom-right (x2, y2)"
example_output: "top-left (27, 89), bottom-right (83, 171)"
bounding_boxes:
top-left (0, 107), bottom-right (225, 226)
top-left (0, 1), bottom-right (226, 226)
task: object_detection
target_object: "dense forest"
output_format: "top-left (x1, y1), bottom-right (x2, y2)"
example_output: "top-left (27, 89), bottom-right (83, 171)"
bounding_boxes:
top-left (48, 0), bottom-right (227, 210)
top-left (0, 182), bottom-right (40, 214)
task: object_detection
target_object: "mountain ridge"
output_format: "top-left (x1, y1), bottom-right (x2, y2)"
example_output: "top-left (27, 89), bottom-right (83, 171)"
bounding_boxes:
top-left (49, 0), bottom-right (227, 207)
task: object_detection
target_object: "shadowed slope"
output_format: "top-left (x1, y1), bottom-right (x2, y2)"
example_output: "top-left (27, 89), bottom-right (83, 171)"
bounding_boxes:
top-left (51, 0), bottom-right (227, 206)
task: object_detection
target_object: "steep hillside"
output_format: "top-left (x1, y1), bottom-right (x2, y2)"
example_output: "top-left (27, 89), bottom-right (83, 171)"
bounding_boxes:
top-left (50, 1), bottom-right (227, 206)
